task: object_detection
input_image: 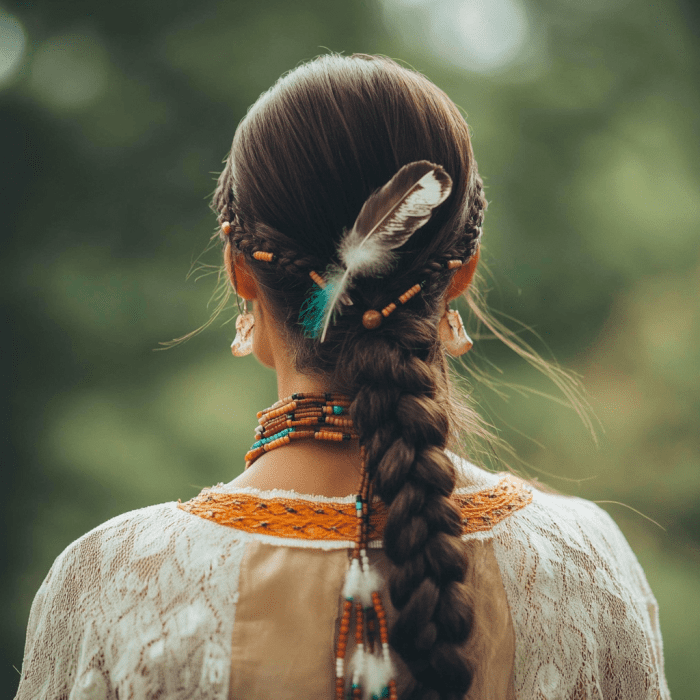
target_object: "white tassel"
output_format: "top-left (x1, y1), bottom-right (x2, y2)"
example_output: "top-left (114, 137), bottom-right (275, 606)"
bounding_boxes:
top-left (342, 558), bottom-right (363, 601)
top-left (358, 564), bottom-right (382, 608)
top-left (319, 161), bottom-right (452, 342)
top-left (351, 647), bottom-right (365, 687)
top-left (363, 653), bottom-right (394, 700)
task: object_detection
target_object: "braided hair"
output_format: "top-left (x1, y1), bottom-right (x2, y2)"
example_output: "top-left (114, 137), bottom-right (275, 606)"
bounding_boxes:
top-left (214, 54), bottom-right (487, 699)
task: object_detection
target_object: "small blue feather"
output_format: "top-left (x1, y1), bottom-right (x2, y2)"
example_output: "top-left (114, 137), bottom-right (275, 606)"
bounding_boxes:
top-left (299, 281), bottom-right (337, 339)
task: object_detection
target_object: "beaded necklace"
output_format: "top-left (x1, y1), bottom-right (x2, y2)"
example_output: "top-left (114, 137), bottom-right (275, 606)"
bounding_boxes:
top-left (248, 393), bottom-right (397, 700)
top-left (246, 392), bottom-right (358, 465)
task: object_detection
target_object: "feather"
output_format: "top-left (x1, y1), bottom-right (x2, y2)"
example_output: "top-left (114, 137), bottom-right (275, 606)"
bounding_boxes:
top-left (299, 278), bottom-right (337, 338)
top-left (319, 161), bottom-right (452, 342)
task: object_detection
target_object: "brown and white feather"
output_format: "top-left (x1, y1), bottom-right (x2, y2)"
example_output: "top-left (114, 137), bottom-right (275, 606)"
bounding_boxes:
top-left (319, 161), bottom-right (452, 341)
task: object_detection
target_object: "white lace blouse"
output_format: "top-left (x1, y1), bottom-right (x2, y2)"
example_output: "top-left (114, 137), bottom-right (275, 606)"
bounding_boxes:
top-left (14, 459), bottom-right (670, 699)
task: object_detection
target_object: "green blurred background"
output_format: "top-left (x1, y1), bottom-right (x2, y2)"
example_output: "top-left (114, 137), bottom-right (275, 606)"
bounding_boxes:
top-left (2, 0), bottom-right (698, 696)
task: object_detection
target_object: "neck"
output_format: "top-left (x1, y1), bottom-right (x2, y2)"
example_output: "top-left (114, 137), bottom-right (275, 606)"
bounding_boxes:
top-left (228, 354), bottom-right (362, 497)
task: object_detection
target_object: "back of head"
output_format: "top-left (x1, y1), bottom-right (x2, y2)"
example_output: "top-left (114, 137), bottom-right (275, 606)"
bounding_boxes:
top-left (214, 53), bottom-right (487, 699)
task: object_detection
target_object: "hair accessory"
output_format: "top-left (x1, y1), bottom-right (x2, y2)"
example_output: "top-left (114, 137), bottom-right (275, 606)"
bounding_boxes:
top-left (316, 160), bottom-right (453, 342)
top-left (300, 270), bottom-right (354, 338)
top-left (252, 251), bottom-right (277, 263)
top-left (361, 281), bottom-right (424, 330)
top-left (309, 270), bottom-right (327, 288)
top-left (439, 307), bottom-right (473, 356)
top-left (248, 394), bottom-right (397, 698)
top-left (231, 301), bottom-right (255, 357)
top-left (221, 221), bottom-right (232, 236)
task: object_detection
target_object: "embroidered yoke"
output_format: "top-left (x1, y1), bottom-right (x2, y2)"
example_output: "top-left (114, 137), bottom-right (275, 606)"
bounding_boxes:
top-left (14, 459), bottom-right (670, 700)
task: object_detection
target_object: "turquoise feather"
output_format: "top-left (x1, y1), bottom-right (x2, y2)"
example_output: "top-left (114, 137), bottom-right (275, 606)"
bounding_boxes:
top-left (299, 280), bottom-right (338, 338)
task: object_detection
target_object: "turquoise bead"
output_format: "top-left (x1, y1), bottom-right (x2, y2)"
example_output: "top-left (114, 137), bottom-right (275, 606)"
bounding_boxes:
top-left (250, 427), bottom-right (293, 450)
top-left (333, 405), bottom-right (344, 415)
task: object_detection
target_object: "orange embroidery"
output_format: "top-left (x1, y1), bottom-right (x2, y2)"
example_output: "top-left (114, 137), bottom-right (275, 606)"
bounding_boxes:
top-left (177, 475), bottom-right (532, 542)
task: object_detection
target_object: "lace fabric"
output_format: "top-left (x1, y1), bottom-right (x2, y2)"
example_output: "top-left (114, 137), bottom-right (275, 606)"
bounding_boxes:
top-left (16, 504), bottom-right (246, 700)
top-left (494, 489), bottom-right (670, 699)
top-left (14, 461), bottom-right (670, 699)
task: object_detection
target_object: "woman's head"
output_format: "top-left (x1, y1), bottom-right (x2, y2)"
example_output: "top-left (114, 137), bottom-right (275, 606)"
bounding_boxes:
top-left (213, 53), bottom-right (486, 698)
top-left (214, 53), bottom-right (485, 376)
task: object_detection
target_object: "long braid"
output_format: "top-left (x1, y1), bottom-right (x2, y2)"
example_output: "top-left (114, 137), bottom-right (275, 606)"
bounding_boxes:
top-left (342, 323), bottom-right (474, 699)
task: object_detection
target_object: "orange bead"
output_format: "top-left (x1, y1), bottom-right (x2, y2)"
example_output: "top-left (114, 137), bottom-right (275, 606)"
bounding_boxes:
top-left (309, 270), bottom-right (327, 288)
top-left (447, 259), bottom-right (463, 269)
top-left (221, 221), bottom-right (232, 235)
top-left (381, 303), bottom-right (397, 318)
top-left (399, 283), bottom-right (421, 304)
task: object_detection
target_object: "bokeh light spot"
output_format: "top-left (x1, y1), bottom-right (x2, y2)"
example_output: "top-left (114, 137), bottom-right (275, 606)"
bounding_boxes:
top-left (0, 8), bottom-right (27, 86)
top-left (382, 0), bottom-right (531, 73)
top-left (29, 32), bottom-right (109, 110)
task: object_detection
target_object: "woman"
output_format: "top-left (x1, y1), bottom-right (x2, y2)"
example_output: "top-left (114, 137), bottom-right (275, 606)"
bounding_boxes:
top-left (15, 54), bottom-right (669, 700)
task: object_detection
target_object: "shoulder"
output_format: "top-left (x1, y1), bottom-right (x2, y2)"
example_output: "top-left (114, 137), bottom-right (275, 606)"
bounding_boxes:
top-left (16, 500), bottom-right (247, 700)
top-left (48, 501), bottom-right (187, 575)
top-left (46, 498), bottom-right (250, 591)
top-left (449, 452), bottom-right (642, 571)
top-left (475, 470), bottom-right (669, 699)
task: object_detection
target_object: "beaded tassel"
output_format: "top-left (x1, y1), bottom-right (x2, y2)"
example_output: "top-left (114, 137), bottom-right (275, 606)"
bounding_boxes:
top-left (336, 447), bottom-right (396, 700)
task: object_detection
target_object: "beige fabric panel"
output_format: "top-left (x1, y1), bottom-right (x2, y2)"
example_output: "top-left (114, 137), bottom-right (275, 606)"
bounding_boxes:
top-left (229, 538), bottom-right (515, 699)
top-left (229, 541), bottom-right (348, 699)
top-left (464, 539), bottom-right (516, 700)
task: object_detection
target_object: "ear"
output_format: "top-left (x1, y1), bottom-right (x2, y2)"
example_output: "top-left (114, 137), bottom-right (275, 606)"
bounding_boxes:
top-left (446, 248), bottom-right (480, 301)
top-left (224, 242), bottom-right (258, 301)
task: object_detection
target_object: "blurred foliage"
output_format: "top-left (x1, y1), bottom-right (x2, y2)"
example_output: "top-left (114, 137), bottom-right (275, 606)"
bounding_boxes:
top-left (2, 0), bottom-right (699, 697)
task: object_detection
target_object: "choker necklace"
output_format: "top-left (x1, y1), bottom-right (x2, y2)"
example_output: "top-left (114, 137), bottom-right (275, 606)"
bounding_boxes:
top-left (247, 392), bottom-right (397, 700)
top-left (245, 392), bottom-right (359, 465)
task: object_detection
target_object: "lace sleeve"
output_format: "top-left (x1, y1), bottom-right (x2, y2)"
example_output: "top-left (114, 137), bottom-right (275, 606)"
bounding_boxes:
top-left (14, 503), bottom-right (246, 700)
top-left (491, 488), bottom-right (671, 700)
top-left (15, 514), bottom-right (115, 700)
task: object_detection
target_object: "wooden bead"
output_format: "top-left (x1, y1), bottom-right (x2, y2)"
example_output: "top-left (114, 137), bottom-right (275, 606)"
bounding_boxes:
top-left (221, 221), bottom-right (232, 235)
top-left (398, 283), bottom-right (421, 304)
top-left (362, 309), bottom-right (382, 329)
top-left (447, 259), bottom-right (463, 269)
top-left (252, 251), bottom-right (275, 262)
top-left (380, 303), bottom-right (396, 318)
top-left (309, 270), bottom-right (327, 288)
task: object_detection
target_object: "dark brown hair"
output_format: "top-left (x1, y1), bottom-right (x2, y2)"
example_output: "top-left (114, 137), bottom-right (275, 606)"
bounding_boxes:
top-left (214, 53), bottom-right (488, 699)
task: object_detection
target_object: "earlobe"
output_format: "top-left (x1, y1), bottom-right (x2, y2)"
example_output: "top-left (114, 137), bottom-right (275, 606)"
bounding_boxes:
top-left (446, 248), bottom-right (479, 301)
top-left (224, 242), bottom-right (258, 301)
